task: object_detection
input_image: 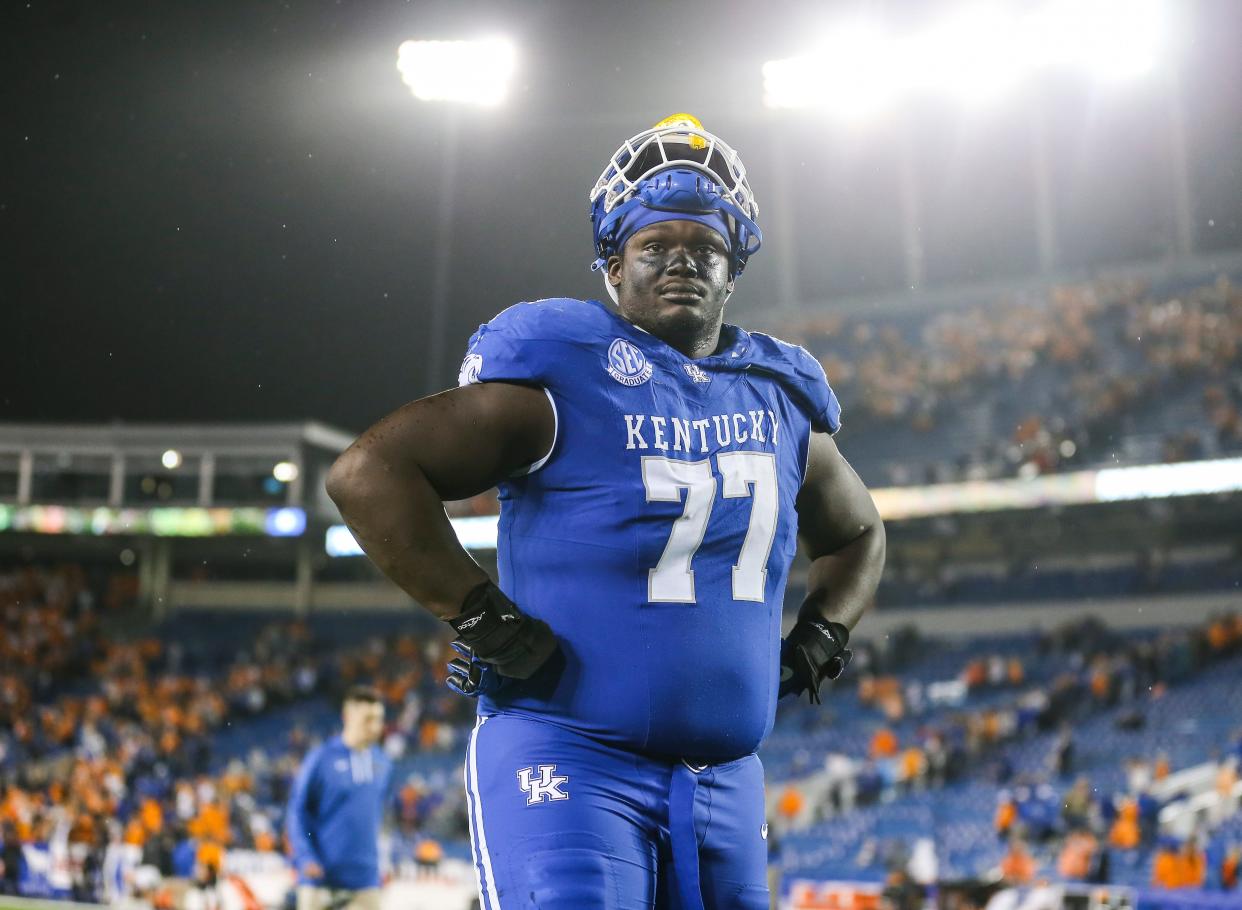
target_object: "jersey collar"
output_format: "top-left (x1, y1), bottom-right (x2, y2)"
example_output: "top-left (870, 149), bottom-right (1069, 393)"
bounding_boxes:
top-left (587, 299), bottom-right (753, 369)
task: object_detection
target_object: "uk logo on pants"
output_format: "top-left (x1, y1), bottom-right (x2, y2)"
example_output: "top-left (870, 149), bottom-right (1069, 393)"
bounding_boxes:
top-left (517, 765), bottom-right (569, 805)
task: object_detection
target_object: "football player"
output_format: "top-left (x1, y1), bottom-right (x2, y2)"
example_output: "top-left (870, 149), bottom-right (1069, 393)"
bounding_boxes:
top-left (327, 114), bottom-right (885, 909)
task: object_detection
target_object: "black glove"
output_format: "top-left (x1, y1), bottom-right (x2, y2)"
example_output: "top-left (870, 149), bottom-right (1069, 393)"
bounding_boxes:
top-left (445, 581), bottom-right (557, 681)
top-left (779, 618), bottom-right (852, 704)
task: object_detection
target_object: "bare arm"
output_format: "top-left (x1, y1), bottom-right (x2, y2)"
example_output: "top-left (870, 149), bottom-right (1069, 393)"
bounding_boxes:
top-left (325, 382), bottom-right (555, 619)
top-left (795, 431), bottom-right (886, 631)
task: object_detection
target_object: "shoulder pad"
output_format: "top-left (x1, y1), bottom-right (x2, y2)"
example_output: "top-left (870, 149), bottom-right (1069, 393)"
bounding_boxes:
top-left (479, 298), bottom-right (612, 346)
top-left (746, 331), bottom-right (842, 435)
top-left (462, 298), bottom-right (605, 389)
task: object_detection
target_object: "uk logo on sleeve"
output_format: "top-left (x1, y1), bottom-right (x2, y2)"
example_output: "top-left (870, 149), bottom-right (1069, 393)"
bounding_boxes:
top-left (605, 338), bottom-right (652, 387)
top-left (458, 353), bottom-right (484, 386)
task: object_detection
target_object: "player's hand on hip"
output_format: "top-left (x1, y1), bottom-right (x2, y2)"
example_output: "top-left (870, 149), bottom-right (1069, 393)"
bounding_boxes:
top-left (300, 861), bottom-right (324, 881)
top-left (446, 641), bottom-right (507, 698)
top-left (445, 581), bottom-right (558, 683)
top-left (779, 619), bottom-right (853, 704)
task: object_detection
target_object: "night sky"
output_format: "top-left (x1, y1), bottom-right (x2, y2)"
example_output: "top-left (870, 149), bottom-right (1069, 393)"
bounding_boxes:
top-left (7, 1), bottom-right (1242, 432)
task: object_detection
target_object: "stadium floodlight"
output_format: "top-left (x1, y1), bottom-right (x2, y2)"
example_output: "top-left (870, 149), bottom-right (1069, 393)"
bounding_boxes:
top-left (396, 38), bottom-right (517, 107)
top-left (918, 6), bottom-right (1026, 104)
top-left (762, 0), bottom-right (1167, 114)
top-left (272, 461), bottom-right (299, 483)
top-left (1022, 0), bottom-right (1165, 81)
top-left (161, 449), bottom-right (182, 470)
top-left (762, 22), bottom-right (902, 119)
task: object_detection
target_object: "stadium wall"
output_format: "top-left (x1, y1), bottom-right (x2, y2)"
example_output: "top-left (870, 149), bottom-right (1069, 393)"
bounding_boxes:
top-left (166, 580), bottom-right (412, 610)
top-left (853, 592), bottom-right (1239, 639)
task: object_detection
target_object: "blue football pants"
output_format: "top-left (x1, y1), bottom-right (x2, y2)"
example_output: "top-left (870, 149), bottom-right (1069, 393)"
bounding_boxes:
top-left (463, 713), bottom-right (770, 910)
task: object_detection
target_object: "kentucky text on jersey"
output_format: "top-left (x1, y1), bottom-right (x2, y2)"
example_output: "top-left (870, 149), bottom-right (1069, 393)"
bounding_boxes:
top-left (623, 410), bottom-right (780, 452)
top-left (460, 297), bottom-right (841, 762)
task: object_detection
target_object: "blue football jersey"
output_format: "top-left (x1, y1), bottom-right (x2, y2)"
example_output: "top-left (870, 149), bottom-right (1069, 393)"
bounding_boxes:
top-left (460, 298), bottom-right (840, 762)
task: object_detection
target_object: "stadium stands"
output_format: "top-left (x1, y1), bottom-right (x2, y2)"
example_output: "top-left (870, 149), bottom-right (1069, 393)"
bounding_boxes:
top-left (766, 615), bottom-right (1242, 897)
top-left (0, 572), bottom-right (475, 901)
top-left (772, 272), bottom-right (1242, 487)
top-left (3, 556), bottom-right (1239, 904)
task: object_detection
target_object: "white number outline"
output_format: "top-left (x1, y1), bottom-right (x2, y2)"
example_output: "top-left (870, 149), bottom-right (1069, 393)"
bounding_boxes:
top-left (641, 457), bottom-right (716, 603)
top-left (718, 451), bottom-right (779, 602)
top-left (641, 452), bottom-right (780, 604)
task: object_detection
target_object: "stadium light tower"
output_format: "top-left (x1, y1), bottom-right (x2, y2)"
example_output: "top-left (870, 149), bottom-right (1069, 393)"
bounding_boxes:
top-left (761, 0), bottom-right (1169, 113)
top-left (1021, 0), bottom-right (1165, 81)
top-left (762, 21), bottom-right (901, 120)
top-left (395, 38), bottom-right (517, 107)
top-left (760, 0), bottom-right (1178, 284)
top-left (395, 36), bottom-right (517, 390)
top-left (918, 5), bottom-right (1027, 105)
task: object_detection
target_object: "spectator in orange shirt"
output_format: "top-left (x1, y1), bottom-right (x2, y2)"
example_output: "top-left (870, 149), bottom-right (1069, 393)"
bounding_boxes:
top-left (1207, 618), bottom-right (1231, 652)
top-left (1090, 663), bottom-right (1111, 702)
top-left (196, 840), bottom-right (224, 886)
top-left (414, 839), bottom-right (443, 878)
top-left (1057, 829), bottom-right (1097, 881)
top-left (1152, 837), bottom-right (1207, 889)
top-left (900, 747), bottom-right (926, 790)
top-left (1153, 842), bottom-right (1180, 888)
top-left (124, 817), bottom-right (148, 847)
top-left (995, 793), bottom-right (1017, 840)
top-left (777, 786), bottom-right (805, 826)
top-left (140, 797), bottom-right (163, 836)
top-left (1000, 837), bottom-right (1037, 885)
top-left (870, 727), bottom-right (898, 759)
top-left (189, 802), bottom-right (230, 845)
top-left (1222, 845), bottom-right (1239, 891)
top-left (1178, 837), bottom-right (1206, 889)
top-left (418, 718), bottom-right (440, 750)
top-left (1007, 657), bottom-right (1025, 686)
top-left (962, 660), bottom-right (986, 690)
top-left (1109, 799), bottom-right (1141, 850)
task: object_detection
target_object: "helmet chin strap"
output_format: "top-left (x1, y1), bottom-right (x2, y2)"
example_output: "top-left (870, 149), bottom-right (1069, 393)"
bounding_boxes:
top-left (604, 274), bottom-right (620, 305)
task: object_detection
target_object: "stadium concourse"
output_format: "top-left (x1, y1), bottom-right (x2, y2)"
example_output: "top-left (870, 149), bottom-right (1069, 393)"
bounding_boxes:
top-left (2, 268), bottom-right (1241, 910)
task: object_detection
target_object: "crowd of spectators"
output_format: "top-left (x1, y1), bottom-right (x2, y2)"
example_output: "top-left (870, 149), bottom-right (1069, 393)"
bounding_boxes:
top-left (0, 563), bottom-right (476, 903)
top-left (5, 559), bottom-right (1241, 903)
top-left (775, 272), bottom-right (1242, 485)
top-left (1, 563), bottom-right (130, 763)
top-left (992, 749), bottom-right (1242, 894)
top-left (993, 616), bottom-right (1241, 893)
top-left (770, 613), bottom-right (1242, 896)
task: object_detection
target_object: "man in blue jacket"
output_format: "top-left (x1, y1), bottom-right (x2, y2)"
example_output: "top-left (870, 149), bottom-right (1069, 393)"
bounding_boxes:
top-left (286, 686), bottom-right (390, 910)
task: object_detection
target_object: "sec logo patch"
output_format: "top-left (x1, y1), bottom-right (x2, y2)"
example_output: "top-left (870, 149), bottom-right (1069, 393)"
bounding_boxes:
top-left (606, 338), bottom-right (652, 387)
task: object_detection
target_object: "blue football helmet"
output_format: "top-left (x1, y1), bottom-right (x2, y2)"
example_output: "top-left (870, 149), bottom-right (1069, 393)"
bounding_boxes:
top-left (589, 115), bottom-right (762, 296)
